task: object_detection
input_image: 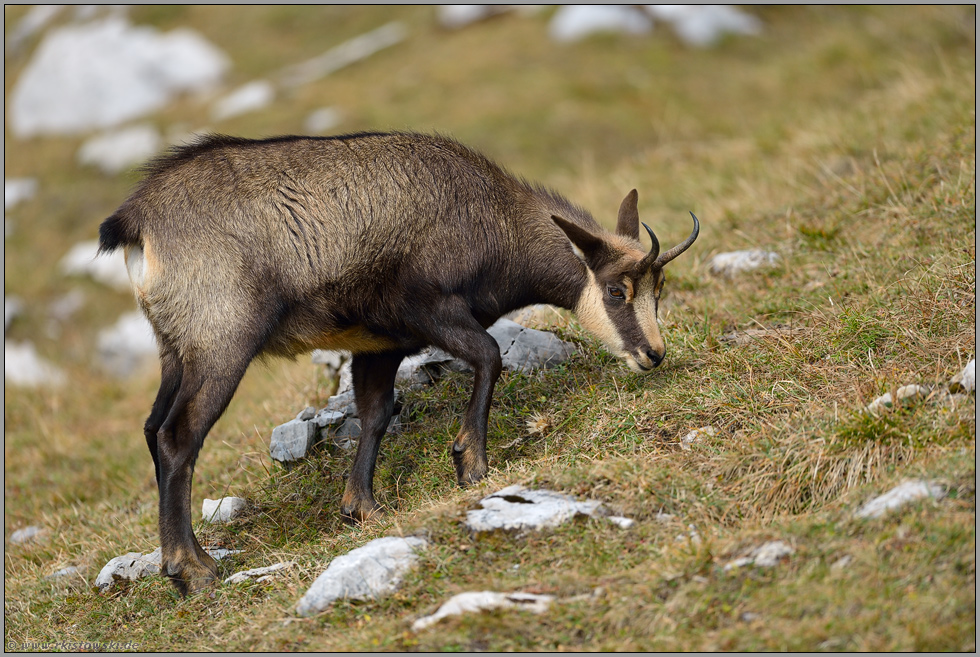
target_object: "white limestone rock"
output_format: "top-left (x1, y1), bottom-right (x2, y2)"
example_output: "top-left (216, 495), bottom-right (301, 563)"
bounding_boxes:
top-left (11, 525), bottom-right (48, 545)
top-left (865, 384), bottom-right (931, 414)
top-left (680, 426), bottom-right (717, 451)
top-left (9, 17), bottom-right (229, 137)
top-left (645, 5), bottom-right (762, 48)
top-left (202, 497), bottom-right (247, 524)
top-left (549, 5), bottom-right (652, 43)
top-left (724, 540), bottom-right (795, 571)
top-left (59, 239), bottom-right (131, 292)
top-left (465, 485), bottom-right (604, 533)
top-left (211, 80), bottom-right (275, 121)
top-left (224, 561), bottom-right (296, 585)
top-left (708, 249), bottom-right (780, 278)
top-left (96, 546), bottom-right (239, 591)
top-left (413, 591), bottom-right (554, 631)
top-left (4, 341), bottom-right (66, 388)
top-left (5, 178), bottom-right (38, 210)
top-left (949, 359), bottom-right (975, 394)
top-left (96, 311), bottom-right (158, 378)
top-left (77, 123), bottom-right (161, 174)
top-left (295, 536), bottom-right (428, 616)
top-left (280, 22), bottom-right (406, 88)
top-left (270, 418), bottom-right (320, 463)
top-left (855, 480), bottom-right (946, 519)
top-left (304, 107), bottom-right (343, 134)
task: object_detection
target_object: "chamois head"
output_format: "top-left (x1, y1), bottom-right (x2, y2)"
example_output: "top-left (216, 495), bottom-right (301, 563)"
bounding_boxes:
top-left (553, 190), bottom-right (699, 373)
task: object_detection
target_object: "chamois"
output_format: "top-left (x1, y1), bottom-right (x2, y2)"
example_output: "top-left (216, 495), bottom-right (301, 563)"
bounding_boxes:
top-left (98, 132), bottom-right (699, 595)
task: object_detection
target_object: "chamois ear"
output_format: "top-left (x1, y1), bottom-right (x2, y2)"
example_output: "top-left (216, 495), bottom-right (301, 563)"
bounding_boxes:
top-left (553, 215), bottom-right (605, 264)
top-left (615, 189), bottom-right (640, 240)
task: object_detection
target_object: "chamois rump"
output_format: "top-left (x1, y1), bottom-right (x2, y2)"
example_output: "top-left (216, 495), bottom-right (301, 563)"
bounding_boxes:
top-left (98, 132), bottom-right (699, 595)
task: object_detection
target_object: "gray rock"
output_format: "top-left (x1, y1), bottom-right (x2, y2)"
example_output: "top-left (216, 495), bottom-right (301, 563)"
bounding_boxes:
top-left (202, 497), bottom-right (246, 524)
top-left (412, 590), bottom-right (554, 631)
top-left (481, 318), bottom-right (576, 374)
top-left (270, 418), bottom-right (320, 463)
top-left (505, 304), bottom-right (569, 329)
top-left (224, 561), bottom-right (296, 585)
top-left (5, 178), bottom-right (38, 210)
top-left (296, 406), bottom-right (316, 421)
top-left (465, 485), bottom-right (604, 533)
top-left (549, 5), bottom-right (653, 43)
top-left (11, 525), bottom-right (47, 545)
top-left (396, 347), bottom-right (457, 387)
top-left (77, 123), bottom-right (161, 174)
top-left (724, 540), bottom-right (795, 571)
top-left (855, 480), bottom-right (946, 519)
top-left (4, 341), bottom-right (66, 388)
top-left (295, 536), bottom-right (428, 616)
top-left (708, 249), bottom-right (780, 278)
top-left (9, 17), bottom-right (229, 138)
top-left (211, 80), bottom-right (275, 121)
top-left (59, 239), bottom-right (131, 292)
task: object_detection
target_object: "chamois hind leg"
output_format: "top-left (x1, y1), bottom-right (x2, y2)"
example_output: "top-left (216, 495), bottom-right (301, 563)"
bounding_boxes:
top-left (417, 304), bottom-right (502, 487)
top-left (144, 344), bottom-right (182, 486)
top-left (155, 353), bottom-right (251, 596)
top-left (341, 350), bottom-right (405, 524)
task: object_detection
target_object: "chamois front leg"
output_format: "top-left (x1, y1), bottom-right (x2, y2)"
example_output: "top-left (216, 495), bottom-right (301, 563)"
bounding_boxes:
top-left (340, 351), bottom-right (404, 524)
top-left (419, 309), bottom-right (503, 487)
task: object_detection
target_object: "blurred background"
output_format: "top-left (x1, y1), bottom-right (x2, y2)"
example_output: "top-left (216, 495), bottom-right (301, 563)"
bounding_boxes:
top-left (5, 5), bottom-right (971, 389)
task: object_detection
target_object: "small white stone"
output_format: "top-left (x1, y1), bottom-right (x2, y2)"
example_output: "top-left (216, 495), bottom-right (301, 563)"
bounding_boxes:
top-left (723, 540), bottom-right (794, 571)
top-left (855, 480), bottom-right (945, 519)
top-left (46, 566), bottom-right (82, 581)
top-left (202, 497), bottom-right (247, 524)
top-left (11, 525), bottom-right (47, 544)
top-left (607, 516), bottom-right (635, 529)
top-left (211, 80), bottom-right (275, 121)
top-left (412, 591), bottom-right (553, 631)
top-left (224, 561), bottom-right (296, 585)
top-left (680, 426), bottom-right (717, 451)
top-left (304, 107), bottom-right (343, 134)
top-left (708, 250), bottom-right (780, 278)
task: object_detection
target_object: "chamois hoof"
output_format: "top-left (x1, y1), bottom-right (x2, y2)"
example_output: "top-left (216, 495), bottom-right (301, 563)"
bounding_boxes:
top-left (165, 550), bottom-right (218, 597)
top-left (340, 500), bottom-right (382, 525)
top-left (452, 444), bottom-right (487, 487)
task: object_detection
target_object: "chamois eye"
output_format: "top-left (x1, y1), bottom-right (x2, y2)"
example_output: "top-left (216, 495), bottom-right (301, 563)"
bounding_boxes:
top-left (607, 286), bottom-right (625, 300)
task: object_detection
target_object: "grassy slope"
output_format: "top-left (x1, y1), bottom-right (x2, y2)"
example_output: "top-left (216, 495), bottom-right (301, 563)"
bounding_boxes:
top-left (4, 5), bottom-right (975, 652)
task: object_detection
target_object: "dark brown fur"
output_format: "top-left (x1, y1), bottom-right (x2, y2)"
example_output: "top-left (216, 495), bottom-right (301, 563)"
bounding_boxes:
top-left (99, 132), bottom-right (697, 595)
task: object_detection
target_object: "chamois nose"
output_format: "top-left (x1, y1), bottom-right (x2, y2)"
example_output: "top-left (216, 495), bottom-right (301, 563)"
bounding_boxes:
top-left (647, 348), bottom-right (665, 368)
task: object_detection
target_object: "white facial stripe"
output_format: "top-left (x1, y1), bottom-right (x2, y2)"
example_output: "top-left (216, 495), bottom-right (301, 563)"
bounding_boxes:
top-left (632, 271), bottom-right (664, 354)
